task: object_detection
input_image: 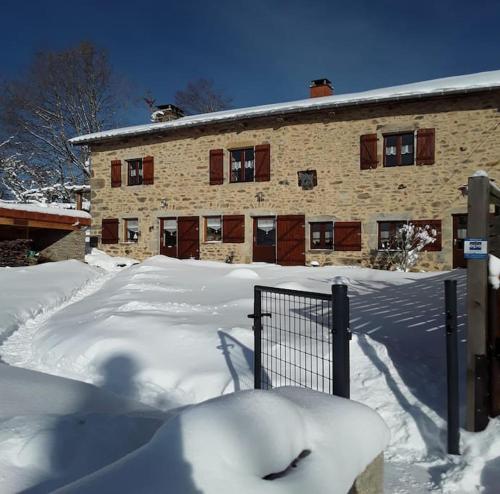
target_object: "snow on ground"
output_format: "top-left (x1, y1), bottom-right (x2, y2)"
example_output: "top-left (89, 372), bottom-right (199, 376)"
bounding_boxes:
top-left (0, 260), bottom-right (98, 342)
top-left (0, 256), bottom-right (496, 492)
top-left (85, 248), bottom-right (138, 272)
top-left (54, 388), bottom-right (389, 494)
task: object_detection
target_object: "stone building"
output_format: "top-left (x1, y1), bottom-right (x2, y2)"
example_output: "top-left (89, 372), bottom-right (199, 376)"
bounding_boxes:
top-left (70, 71), bottom-right (500, 270)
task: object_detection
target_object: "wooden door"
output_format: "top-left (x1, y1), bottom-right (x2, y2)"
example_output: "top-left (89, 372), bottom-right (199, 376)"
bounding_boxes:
top-left (277, 215), bottom-right (305, 266)
top-left (178, 216), bottom-right (199, 259)
top-left (452, 214), bottom-right (467, 268)
top-left (160, 218), bottom-right (178, 258)
top-left (253, 217), bottom-right (276, 263)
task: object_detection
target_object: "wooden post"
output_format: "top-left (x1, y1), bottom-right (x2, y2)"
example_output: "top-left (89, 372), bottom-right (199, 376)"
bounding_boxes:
top-left (75, 192), bottom-right (83, 211)
top-left (466, 175), bottom-right (490, 431)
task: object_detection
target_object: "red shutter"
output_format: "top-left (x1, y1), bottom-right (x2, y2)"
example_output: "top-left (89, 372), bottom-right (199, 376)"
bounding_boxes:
top-left (416, 128), bottom-right (435, 165)
top-left (255, 144), bottom-right (271, 182)
top-left (360, 134), bottom-right (378, 170)
top-left (223, 215), bottom-right (245, 243)
top-left (277, 215), bottom-right (305, 266)
top-left (143, 156), bottom-right (154, 185)
top-left (111, 160), bottom-right (122, 187)
top-left (101, 219), bottom-right (119, 244)
top-left (209, 149), bottom-right (224, 185)
top-left (413, 220), bottom-right (442, 251)
top-left (334, 222), bottom-right (362, 251)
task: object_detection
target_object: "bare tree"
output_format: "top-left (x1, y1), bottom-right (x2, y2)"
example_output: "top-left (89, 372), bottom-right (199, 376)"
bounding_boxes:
top-left (174, 78), bottom-right (232, 115)
top-left (0, 42), bottom-right (125, 192)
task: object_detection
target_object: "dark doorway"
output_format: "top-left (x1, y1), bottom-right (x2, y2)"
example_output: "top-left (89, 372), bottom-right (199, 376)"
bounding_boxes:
top-left (160, 218), bottom-right (178, 258)
top-left (253, 217), bottom-right (276, 263)
top-left (277, 215), bottom-right (305, 266)
top-left (452, 214), bottom-right (467, 268)
top-left (178, 216), bottom-right (199, 259)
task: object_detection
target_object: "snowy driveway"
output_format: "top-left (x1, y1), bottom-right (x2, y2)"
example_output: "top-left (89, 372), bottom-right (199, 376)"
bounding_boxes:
top-left (0, 256), bottom-right (497, 493)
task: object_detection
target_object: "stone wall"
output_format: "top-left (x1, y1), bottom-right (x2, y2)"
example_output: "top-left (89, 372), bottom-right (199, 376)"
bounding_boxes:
top-left (89, 92), bottom-right (500, 270)
top-left (38, 230), bottom-right (86, 262)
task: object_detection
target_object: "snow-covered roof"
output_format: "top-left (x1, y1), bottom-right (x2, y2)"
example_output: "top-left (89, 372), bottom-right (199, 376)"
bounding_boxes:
top-left (0, 200), bottom-right (91, 220)
top-left (70, 70), bottom-right (500, 145)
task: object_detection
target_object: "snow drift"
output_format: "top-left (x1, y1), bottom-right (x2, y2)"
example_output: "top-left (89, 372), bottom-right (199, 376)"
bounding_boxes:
top-left (54, 388), bottom-right (389, 494)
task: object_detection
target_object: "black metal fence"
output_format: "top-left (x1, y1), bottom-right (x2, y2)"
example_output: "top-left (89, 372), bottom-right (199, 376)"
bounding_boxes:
top-left (249, 284), bottom-right (350, 398)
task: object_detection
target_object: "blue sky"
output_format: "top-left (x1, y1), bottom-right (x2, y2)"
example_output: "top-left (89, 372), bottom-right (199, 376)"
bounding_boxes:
top-left (1, 0), bottom-right (499, 123)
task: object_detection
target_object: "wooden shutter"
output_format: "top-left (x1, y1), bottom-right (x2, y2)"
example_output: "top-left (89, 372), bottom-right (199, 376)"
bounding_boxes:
top-left (143, 156), bottom-right (154, 185)
top-left (209, 149), bottom-right (224, 185)
top-left (334, 222), bottom-right (362, 251)
top-left (360, 134), bottom-right (378, 170)
top-left (111, 160), bottom-right (122, 187)
top-left (255, 144), bottom-right (271, 182)
top-left (101, 218), bottom-right (119, 244)
top-left (223, 215), bottom-right (245, 243)
top-left (277, 215), bottom-right (305, 266)
top-left (416, 128), bottom-right (435, 165)
top-left (413, 219), bottom-right (442, 251)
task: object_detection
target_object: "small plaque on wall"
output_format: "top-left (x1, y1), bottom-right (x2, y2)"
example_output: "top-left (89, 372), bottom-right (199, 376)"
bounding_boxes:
top-left (297, 170), bottom-right (317, 190)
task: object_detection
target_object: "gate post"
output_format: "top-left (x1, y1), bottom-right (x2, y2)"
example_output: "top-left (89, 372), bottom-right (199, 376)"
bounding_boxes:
top-left (252, 286), bottom-right (263, 390)
top-left (466, 175), bottom-right (490, 431)
top-left (332, 284), bottom-right (350, 399)
top-left (445, 279), bottom-right (460, 455)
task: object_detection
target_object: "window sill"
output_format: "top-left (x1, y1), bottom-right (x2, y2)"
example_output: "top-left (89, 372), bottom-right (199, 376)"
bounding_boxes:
top-left (309, 248), bottom-right (334, 253)
top-left (204, 241), bottom-right (222, 244)
top-left (120, 241), bottom-right (139, 245)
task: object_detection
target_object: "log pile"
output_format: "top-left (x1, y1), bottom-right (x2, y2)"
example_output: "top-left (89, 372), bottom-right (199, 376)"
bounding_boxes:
top-left (0, 239), bottom-right (33, 267)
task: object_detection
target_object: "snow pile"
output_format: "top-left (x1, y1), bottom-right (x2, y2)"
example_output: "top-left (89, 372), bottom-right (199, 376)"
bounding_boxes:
top-left (489, 254), bottom-right (500, 289)
top-left (55, 388), bottom-right (389, 494)
top-left (0, 260), bottom-right (98, 339)
top-left (85, 248), bottom-right (138, 272)
top-left (70, 70), bottom-right (500, 144)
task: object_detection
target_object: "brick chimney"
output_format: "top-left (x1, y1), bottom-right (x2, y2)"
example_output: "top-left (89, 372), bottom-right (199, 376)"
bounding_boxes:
top-left (151, 104), bottom-right (184, 123)
top-left (309, 78), bottom-right (333, 98)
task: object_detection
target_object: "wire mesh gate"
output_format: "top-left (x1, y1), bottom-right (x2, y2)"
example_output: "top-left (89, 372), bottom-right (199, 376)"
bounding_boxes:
top-left (249, 284), bottom-right (350, 398)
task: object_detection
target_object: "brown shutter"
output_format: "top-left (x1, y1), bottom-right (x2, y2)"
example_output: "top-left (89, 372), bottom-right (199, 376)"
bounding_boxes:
top-left (360, 134), bottom-right (378, 170)
top-left (209, 149), bottom-right (224, 185)
top-left (334, 221), bottom-right (362, 251)
top-left (101, 218), bottom-right (119, 244)
top-left (111, 160), bottom-right (122, 187)
top-left (143, 156), bottom-right (154, 185)
top-left (255, 144), bottom-right (271, 182)
top-left (223, 215), bottom-right (245, 243)
top-left (416, 128), bottom-right (435, 165)
top-left (413, 219), bottom-right (442, 251)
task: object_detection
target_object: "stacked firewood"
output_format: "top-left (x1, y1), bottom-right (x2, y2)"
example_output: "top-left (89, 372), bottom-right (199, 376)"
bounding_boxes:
top-left (0, 239), bottom-right (33, 267)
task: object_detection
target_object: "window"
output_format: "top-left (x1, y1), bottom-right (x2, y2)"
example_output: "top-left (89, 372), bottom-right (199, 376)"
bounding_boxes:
top-left (230, 148), bottom-right (255, 182)
top-left (125, 218), bottom-right (139, 243)
top-left (378, 221), bottom-right (407, 249)
top-left (310, 222), bottom-right (333, 250)
top-left (256, 218), bottom-right (276, 246)
top-left (205, 216), bottom-right (222, 242)
top-left (162, 219), bottom-right (177, 248)
top-left (384, 133), bottom-right (414, 167)
top-left (127, 159), bottom-right (143, 185)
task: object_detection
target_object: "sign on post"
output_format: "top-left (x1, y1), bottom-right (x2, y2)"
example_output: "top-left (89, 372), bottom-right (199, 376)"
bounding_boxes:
top-left (464, 238), bottom-right (488, 260)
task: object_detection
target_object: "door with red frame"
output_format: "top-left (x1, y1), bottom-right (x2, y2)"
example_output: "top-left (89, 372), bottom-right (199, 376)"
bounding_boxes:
top-left (452, 214), bottom-right (467, 268)
top-left (178, 216), bottom-right (200, 259)
top-left (277, 215), bottom-right (305, 266)
top-left (253, 217), bottom-right (276, 263)
top-left (160, 218), bottom-right (178, 258)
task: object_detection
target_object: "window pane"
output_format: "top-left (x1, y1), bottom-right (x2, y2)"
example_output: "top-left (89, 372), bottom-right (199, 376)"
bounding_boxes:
top-left (384, 137), bottom-right (397, 167)
top-left (244, 148), bottom-right (254, 181)
top-left (257, 218), bottom-right (276, 246)
top-left (126, 219), bottom-right (139, 242)
top-left (206, 217), bottom-right (222, 241)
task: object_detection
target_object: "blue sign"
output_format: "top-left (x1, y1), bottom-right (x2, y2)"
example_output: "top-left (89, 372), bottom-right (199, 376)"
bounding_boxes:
top-left (464, 238), bottom-right (488, 260)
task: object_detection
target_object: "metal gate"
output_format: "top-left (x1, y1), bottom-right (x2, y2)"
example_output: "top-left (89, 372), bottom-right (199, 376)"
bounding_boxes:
top-left (249, 284), bottom-right (350, 398)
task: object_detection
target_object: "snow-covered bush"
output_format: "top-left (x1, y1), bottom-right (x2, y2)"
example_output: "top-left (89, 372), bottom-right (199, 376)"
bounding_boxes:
top-left (379, 222), bottom-right (437, 272)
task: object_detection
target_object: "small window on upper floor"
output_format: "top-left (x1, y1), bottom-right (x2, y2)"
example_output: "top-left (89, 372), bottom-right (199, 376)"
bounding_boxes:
top-left (127, 159), bottom-right (143, 186)
top-left (125, 218), bottom-right (139, 243)
top-left (230, 148), bottom-right (255, 183)
top-left (384, 133), bottom-right (414, 167)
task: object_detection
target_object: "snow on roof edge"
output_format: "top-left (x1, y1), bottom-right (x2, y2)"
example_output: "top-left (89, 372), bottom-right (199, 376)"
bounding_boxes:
top-left (0, 201), bottom-right (91, 220)
top-left (70, 69), bottom-right (500, 145)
